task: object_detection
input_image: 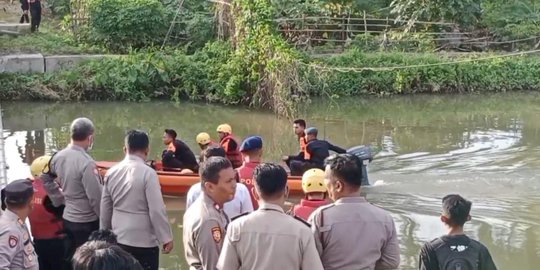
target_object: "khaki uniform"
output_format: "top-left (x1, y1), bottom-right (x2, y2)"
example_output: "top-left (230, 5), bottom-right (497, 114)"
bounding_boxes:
top-left (217, 203), bottom-right (323, 270)
top-left (0, 210), bottom-right (39, 270)
top-left (308, 197), bottom-right (400, 270)
top-left (183, 194), bottom-right (229, 270)
top-left (100, 154), bottom-right (173, 248)
top-left (45, 144), bottom-right (103, 222)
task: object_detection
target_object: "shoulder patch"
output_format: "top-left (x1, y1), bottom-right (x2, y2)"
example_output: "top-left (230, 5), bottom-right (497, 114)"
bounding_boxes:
top-left (8, 235), bottom-right (18, 248)
top-left (211, 227), bottom-right (222, 243)
top-left (231, 212), bottom-right (249, 221)
top-left (293, 215), bottom-right (311, 227)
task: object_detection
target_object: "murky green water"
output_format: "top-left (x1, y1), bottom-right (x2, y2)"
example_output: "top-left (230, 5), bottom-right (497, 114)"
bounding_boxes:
top-left (2, 93), bottom-right (540, 269)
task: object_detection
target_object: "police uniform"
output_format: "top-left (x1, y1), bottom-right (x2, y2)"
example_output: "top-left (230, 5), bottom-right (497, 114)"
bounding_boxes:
top-left (0, 179), bottom-right (39, 270)
top-left (183, 193), bottom-right (229, 270)
top-left (308, 197), bottom-right (400, 270)
top-left (186, 182), bottom-right (253, 219)
top-left (217, 202), bottom-right (323, 270)
top-left (43, 144), bottom-right (103, 264)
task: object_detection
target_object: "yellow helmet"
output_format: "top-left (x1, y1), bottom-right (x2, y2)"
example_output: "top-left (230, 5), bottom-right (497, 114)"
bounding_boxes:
top-left (302, 169), bottom-right (327, 194)
top-left (30, 155), bottom-right (51, 177)
top-left (216, 124), bottom-right (232, 134)
top-left (196, 132), bottom-right (211, 145)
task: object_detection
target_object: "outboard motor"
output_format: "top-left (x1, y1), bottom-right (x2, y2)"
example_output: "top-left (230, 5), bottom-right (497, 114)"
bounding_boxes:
top-left (347, 145), bottom-right (373, 186)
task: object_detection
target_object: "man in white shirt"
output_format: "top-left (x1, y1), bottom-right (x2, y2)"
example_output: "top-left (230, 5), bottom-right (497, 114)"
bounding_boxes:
top-left (186, 146), bottom-right (253, 219)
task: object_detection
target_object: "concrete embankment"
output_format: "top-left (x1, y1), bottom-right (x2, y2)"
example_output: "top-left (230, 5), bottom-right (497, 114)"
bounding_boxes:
top-left (0, 54), bottom-right (118, 73)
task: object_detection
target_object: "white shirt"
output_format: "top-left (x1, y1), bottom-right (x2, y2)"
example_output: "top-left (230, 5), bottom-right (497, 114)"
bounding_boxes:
top-left (186, 182), bottom-right (254, 219)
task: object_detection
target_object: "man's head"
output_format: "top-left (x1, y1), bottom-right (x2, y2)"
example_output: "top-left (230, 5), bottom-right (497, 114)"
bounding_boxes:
top-left (253, 163), bottom-right (288, 202)
top-left (239, 136), bottom-right (263, 161)
top-left (199, 157), bottom-right (236, 204)
top-left (216, 124), bottom-right (232, 140)
top-left (72, 241), bottom-right (143, 270)
top-left (196, 132), bottom-right (212, 149)
top-left (323, 154), bottom-right (362, 201)
top-left (124, 130), bottom-right (149, 158)
top-left (88, 230), bottom-right (118, 245)
top-left (0, 179), bottom-right (35, 214)
top-left (305, 127), bottom-right (318, 142)
top-left (202, 146), bottom-right (226, 162)
top-left (441, 194), bottom-right (472, 227)
top-left (163, 129), bottom-right (177, 145)
top-left (71, 118), bottom-right (95, 150)
top-left (302, 168), bottom-right (327, 200)
top-left (293, 119), bottom-right (306, 136)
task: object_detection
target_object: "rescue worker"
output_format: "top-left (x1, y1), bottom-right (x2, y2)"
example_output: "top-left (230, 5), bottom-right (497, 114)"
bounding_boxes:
top-left (41, 117), bottom-right (103, 268)
top-left (290, 127), bottom-right (346, 176)
top-left (196, 132), bottom-right (219, 163)
top-left (217, 163), bottom-right (323, 270)
top-left (290, 168), bottom-right (329, 221)
top-left (186, 146), bottom-right (253, 219)
top-left (282, 119), bottom-right (308, 168)
top-left (236, 136), bottom-right (264, 210)
top-left (162, 129), bottom-right (199, 173)
top-left (28, 0), bottom-right (41, 32)
top-left (0, 179), bottom-right (39, 270)
top-left (28, 155), bottom-right (65, 270)
top-left (308, 154), bottom-right (400, 270)
top-left (100, 130), bottom-right (174, 270)
top-left (216, 124), bottom-right (242, 169)
top-left (419, 195), bottom-right (497, 270)
top-left (183, 157), bottom-right (237, 270)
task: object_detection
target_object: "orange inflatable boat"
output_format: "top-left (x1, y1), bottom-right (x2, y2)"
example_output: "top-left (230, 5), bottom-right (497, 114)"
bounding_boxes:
top-left (95, 161), bottom-right (304, 196)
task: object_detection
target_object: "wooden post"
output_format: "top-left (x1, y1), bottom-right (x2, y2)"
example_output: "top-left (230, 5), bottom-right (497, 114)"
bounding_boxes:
top-left (363, 11), bottom-right (368, 34)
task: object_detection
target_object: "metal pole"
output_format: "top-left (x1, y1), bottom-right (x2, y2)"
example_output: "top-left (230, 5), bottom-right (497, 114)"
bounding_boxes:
top-left (0, 103), bottom-right (8, 188)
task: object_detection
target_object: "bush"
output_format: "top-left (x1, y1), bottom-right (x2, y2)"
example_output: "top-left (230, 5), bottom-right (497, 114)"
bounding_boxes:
top-left (308, 49), bottom-right (540, 96)
top-left (87, 0), bottom-right (168, 51)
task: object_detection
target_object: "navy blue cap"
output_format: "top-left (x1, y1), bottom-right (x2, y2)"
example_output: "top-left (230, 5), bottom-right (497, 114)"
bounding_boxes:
top-left (240, 136), bottom-right (263, 152)
top-left (305, 127), bottom-right (318, 135)
top-left (2, 179), bottom-right (34, 205)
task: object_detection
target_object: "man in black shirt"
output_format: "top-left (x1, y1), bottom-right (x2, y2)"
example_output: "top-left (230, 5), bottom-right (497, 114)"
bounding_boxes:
top-left (419, 194), bottom-right (497, 270)
top-left (162, 129), bottom-right (198, 172)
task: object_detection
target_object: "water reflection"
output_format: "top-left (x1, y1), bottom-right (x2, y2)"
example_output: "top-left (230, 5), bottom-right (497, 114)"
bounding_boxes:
top-left (2, 93), bottom-right (540, 269)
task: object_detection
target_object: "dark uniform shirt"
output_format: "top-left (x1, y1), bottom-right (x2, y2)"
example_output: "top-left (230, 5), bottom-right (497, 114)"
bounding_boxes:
top-left (305, 139), bottom-right (346, 168)
top-left (419, 234), bottom-right (497, 270)
top-left (162, 139), bottom-right (199, 171)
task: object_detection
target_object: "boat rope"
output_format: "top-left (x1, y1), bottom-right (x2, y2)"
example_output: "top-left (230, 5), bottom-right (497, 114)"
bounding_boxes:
top-left (302, 49), bottom-right (540, 73)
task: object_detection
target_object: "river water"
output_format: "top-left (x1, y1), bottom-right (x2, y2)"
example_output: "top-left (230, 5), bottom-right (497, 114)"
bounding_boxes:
top-left (2, 93), bottom-right (539, 269)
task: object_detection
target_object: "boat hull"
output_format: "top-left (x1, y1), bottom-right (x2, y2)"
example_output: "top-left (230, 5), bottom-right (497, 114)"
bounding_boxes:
top-left (96, 161), bottom-right (304, 196)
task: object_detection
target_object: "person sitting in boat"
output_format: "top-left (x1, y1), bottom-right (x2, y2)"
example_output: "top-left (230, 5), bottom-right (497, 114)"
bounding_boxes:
top-left (282, 119), bottom-right (308, 168)
top-left (186, 146), bottom-right (254, 219)
top-left (216, 124), bottom-right (242, 169)
top-left (236, 136), bottom-right (264, 210)
top-left (162, 129), bottom-right (199, 173)
top-left (196, 132), bottom-right (219, 163)
top-left (289, 127), bottom-right (346, 176)
top-left (289, 168), bottom-right (329, 221)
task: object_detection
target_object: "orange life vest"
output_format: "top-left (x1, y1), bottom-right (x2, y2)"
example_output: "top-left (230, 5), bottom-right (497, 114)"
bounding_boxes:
top-left (220, 134), bottom-right (242, 168)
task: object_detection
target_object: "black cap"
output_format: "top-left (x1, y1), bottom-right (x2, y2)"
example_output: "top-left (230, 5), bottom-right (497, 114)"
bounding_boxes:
top-left (2, 179), bottom-right (34, 206)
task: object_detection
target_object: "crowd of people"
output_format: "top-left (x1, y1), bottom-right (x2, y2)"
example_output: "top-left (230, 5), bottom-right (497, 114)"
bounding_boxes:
top-left (0, 117), bottom-right (498, 270)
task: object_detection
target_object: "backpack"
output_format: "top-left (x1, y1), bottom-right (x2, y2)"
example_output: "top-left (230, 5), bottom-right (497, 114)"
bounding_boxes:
top-left (431, 237), bottom-right (481, 270)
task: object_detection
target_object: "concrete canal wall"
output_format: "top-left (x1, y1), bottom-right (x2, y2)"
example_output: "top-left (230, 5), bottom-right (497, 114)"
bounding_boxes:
top-left (0, 54), bottom-right (117, 73)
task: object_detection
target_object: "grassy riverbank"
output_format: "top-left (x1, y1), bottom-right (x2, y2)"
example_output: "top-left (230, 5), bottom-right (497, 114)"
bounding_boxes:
top-left (2, 46), bottom-right (540, 103)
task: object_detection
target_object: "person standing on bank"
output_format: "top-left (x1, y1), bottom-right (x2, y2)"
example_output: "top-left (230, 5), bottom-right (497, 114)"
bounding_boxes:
top-left (183, 157), bottom-right (237, 270)
top-left (309, 154), bottom-right (400, 270)
top-left (0, 179), bottom-right (39, 270)
top-left (28, 0), bottom-right (41, 32)
top-left (19, 0), bottom-right (29, 24)
top-left (100, 130), bottom-right (174, 270)
top-left (419, 194), bottom-right (497, 270)
top-left (41, 117), bottom-right (103, 267)
top-left (217, 163), bottom-right (323, 270)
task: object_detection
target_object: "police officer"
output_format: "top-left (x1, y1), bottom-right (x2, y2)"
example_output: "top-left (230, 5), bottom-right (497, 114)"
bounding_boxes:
top-left (217, 163), bottom-right (323, 270)
top-left (0, 179), bottom-right (39, 270)
top-left (183, 156), bottom-right (237, 270)
top-left (100, 130), bottom-right (174, 270)
top-left (41, 117), bottom-right (103, 268)
top-left (308, 154), bottom-right (400, 270)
